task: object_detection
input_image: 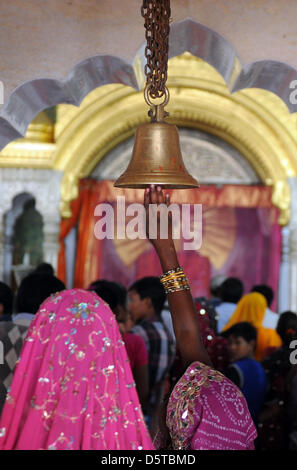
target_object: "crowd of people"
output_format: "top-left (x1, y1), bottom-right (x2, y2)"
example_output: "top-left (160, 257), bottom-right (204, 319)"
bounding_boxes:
top-left (0, 186), bottom-right (296, 450)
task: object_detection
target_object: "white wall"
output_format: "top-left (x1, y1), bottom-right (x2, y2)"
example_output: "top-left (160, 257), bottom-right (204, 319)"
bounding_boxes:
top-left (0, 0), bottom-right (296, 103)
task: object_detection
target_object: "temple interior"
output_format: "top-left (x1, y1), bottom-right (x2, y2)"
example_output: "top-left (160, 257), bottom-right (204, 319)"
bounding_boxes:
top-left (0, 0), bottom-right (297, 453)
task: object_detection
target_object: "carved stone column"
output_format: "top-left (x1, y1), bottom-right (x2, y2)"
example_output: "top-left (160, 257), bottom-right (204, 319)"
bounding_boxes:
top-left (288, 178), bottom-right (297, 312)
top-left (278, 226), bottom-right (290, 312)
top-left (0, 215), bottom-right (5, 282)
top-left (0, 168), bottom-right (63, 282)
top-left (42, 217), bottom-right (62, 272)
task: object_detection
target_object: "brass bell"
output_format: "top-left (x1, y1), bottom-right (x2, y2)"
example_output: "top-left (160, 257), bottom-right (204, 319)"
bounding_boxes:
top-left (114, 86), bottom-right (199, 189)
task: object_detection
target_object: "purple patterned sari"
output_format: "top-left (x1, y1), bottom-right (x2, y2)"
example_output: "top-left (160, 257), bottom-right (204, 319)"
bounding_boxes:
top-left (156, 361), bottom-right (257, 450)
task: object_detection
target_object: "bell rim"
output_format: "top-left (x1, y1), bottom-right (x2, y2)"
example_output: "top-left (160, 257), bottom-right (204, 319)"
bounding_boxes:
top-left (114, 183), bottom-right (200, 188)
top-left (114, 172), bottom-right (199, 188)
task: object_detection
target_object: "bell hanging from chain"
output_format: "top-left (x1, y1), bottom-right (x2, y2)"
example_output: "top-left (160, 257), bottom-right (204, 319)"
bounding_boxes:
top-left (114, 85), bottom-right (199, 189)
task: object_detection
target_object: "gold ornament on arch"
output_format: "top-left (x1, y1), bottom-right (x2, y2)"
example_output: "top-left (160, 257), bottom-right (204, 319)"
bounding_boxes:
top-left (1, 55), bottom-right (296, 225)
top-left (53, 54), bottom-right (297, 225)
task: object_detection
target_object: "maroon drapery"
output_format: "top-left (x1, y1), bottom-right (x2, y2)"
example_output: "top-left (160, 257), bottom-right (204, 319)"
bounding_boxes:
top-left (58, 180), bottom-right (282, 310)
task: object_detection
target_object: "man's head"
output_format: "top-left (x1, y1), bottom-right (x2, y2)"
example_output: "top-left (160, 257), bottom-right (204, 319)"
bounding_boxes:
top-left (88, 279), bottom-right (129, 331)
top-left (128, 276), bottom-right (166, 323)
top-left (89, 279), bottom-right (127, 312)
top-left (16, 273), bottom-right (65, 314)
top-left (276, 311), bottom-right (297, 345)
top-left (220, 277), bottom-right (244, 304)
top-left (0, 281), bottom-right (13, 316)
top-left (251, 284), bottom-right (274, 308)
top-left (210, 274), bottom-right (227, 298)
top-left (34, 262), bottom-right (55, 276)
top-left (223, 322), bottom-right (257, 361)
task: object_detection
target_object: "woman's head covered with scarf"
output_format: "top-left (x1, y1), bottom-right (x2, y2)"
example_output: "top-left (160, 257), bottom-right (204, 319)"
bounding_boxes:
top-left (0, 289), bottom-right (153, 450)
top-left (222, 292), bottom-right (281, 360)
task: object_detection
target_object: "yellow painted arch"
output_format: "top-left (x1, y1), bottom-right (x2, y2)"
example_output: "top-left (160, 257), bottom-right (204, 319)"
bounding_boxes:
top-left (54, 54), bottom-right (297, 224)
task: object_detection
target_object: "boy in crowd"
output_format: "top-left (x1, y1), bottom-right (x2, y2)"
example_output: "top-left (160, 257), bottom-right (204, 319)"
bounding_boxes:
top-left (89, 279), bottom-right (149, 411)
top-left (216, 277), bottom-right (244, 332)
top-left (223, 322), bottom-right (267, 423)
top-left (128, 276), bottom-right (175, 422)
top-left (251, 284), bottom-right (278, 329)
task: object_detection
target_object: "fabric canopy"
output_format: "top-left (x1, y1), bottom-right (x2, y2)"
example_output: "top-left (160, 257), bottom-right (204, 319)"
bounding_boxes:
top-left (58, 180), bottom-right (281, 311)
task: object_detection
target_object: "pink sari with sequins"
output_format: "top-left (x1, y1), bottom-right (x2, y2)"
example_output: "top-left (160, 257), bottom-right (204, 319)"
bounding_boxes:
top-left (156, 361), bottom-right (257, 450)
top-left (0, 289), bottom-right (154, 450)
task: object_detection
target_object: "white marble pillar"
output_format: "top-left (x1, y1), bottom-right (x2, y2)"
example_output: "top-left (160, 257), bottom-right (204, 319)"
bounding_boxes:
top-left (0, 168), bottom-right (63, 283)
top-left (43, 218), bottom-right (61, 272)
top-left (278, 226), bottom-right (290, 312)
top-left (65, 226), bottom-right (78, 288)
top-left (288, 178), bottom-right (297, 312)
top-left (0, 216), bottom-right (5, 281)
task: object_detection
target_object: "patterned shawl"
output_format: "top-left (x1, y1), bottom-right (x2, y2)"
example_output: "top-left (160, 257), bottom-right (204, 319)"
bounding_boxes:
top-left (0, 289), bottom-right (153, 450)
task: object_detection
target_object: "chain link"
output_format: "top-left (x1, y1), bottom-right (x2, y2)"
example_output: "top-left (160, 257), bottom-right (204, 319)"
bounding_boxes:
top-left (141, 0), bottom-right (171, 99)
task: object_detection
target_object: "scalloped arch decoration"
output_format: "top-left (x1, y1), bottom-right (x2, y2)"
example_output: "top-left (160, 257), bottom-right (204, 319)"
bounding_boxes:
top-left (0, 18), bottom-right (296, 150)
top-left (1, 19), bottom-right (297, 225)
top-left (54, 53), bottom-right (297, 224)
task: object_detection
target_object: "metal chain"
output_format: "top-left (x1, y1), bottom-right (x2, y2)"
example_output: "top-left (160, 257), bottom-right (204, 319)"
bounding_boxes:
top-left (141, 0), bottom-right (171, 99)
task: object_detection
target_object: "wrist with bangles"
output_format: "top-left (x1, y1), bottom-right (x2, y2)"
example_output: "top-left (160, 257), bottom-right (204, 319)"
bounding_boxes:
top-left (160, 266), bottom-right (190, 294)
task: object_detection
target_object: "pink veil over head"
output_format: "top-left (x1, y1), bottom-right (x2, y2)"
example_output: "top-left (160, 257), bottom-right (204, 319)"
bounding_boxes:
top-left (0, 289), bottom-right (154, 450)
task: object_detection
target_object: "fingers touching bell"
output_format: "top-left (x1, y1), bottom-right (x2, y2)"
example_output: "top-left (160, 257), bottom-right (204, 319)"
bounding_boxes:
top-left (144, 185), bottom-right (170, 205)
top-left (144, 187), bottom-right (150, 208)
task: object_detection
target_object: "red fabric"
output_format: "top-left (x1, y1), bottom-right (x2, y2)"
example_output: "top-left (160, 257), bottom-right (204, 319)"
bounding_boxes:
top-left (123, 332), bottom-right (148, 370)
top-left (58, 180), bottom-right (282, 310)
top-left (69, 180), bottom-right (275, 207)
top-left (194, 301), bottom-right (230, 373)
top-left (170, 301), bottom-right (230, 385)
top-left (57, 196), bottom-right (82, 284)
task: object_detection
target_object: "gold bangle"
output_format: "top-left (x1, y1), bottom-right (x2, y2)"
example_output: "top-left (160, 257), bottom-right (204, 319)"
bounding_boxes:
top-left (164, 284), bottom-right (190, 294)
top-left (161, 273), bottom-right (186, 281)
top-left (161, 274), bottom-right (188, 283)
top-left (160, 272), bottom-right (187, 283)
top-left (160, 267), bottom-right (184, 280)
top-left (162, 277), bottom-right (188, 286)
top-left (162, 279), bottom-right (189, 287)
top-left (160, 266), bottom-right (190, 294)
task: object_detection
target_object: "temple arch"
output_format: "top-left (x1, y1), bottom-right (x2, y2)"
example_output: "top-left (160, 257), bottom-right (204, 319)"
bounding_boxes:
top-left (0, 19), bottom-right (296, 150)
top-left (54, 54), bottom-right (297, 224)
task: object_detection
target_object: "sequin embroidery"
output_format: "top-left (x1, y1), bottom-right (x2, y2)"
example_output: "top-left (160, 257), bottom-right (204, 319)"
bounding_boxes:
top-left (0, 289), bottom-right (153, 451)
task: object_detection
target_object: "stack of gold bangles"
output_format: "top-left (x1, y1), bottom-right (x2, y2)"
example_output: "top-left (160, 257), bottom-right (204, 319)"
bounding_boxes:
top-left (160, 267), bottom-right (190, 294)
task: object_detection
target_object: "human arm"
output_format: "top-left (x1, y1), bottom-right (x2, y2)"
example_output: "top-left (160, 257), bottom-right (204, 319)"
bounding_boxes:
top-left (144, 185), bottom-right (212, 369)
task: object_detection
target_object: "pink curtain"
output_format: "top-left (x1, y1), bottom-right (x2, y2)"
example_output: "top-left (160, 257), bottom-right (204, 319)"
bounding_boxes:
top-left (64, 180), bottom-right (281, 311)
top-left (205, 207), bottom-right (281, 311)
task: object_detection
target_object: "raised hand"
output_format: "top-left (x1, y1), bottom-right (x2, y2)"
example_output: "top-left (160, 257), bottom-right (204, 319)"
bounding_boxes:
top-left (143, 185), bottom-right (212, 369)
top-left (144, 185), bottom-right (178, 272)
top-left (144, 185), bottom-right (172, 244)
